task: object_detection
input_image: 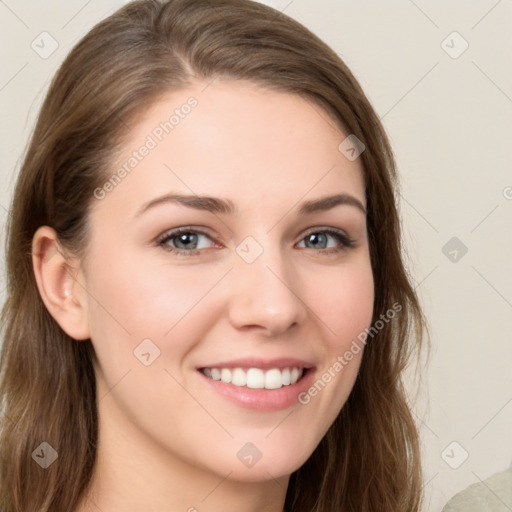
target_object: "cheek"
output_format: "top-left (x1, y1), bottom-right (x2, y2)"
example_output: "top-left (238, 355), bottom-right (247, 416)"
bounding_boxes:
top-left (86, 250), bottom-right (216, 336)
top-left (84, 248), bottom-right (230, 379)
top-left (304, 258), bottom-right (373, 407)
top-left (317, 258), bottom-right (375, 350)
top-left (83, 251), bottom-right (222, 423)
top-left (277, 257), bottom-right (374, 456)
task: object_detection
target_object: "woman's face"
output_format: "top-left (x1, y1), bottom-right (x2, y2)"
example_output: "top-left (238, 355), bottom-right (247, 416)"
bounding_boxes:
top-left (80, 79), bottom-right (374, 482)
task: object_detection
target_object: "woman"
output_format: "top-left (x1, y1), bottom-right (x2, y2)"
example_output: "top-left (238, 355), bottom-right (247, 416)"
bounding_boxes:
top-left (0, 1), bottom-right (427, 511)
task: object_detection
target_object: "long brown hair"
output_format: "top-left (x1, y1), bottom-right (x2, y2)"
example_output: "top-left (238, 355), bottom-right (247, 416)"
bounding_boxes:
top-left (0, 1), bottom-right (428, 510)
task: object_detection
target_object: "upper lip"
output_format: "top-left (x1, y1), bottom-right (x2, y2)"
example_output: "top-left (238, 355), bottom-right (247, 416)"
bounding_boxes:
top-left (197, 357), bottom-right (315, 371)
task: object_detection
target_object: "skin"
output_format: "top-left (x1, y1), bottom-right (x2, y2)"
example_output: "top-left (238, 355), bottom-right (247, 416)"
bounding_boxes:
top-left (32, 78), bottom-right (374, 512)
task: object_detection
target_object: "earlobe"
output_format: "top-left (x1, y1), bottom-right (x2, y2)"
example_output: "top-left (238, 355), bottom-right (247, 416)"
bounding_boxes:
top-left (31, 226), bottom-right (90, 341)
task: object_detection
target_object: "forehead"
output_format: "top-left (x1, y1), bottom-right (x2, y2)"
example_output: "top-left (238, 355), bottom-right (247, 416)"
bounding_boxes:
top-left (92, 78), bottom-right (366, 220)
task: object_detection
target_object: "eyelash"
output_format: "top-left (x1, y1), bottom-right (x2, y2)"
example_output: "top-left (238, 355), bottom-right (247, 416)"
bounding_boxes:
top-left (156, 227), bottom-right (356, 257)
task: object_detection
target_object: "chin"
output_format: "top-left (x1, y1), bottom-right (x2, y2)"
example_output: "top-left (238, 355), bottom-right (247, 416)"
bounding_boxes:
top-left (209, 440), bottom-right (316, 483)
top-left (219, 459), bottom-right (301, 484)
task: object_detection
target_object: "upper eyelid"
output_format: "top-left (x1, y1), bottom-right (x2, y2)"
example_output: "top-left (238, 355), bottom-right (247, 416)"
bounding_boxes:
top-left (156, 226), bottom-right (218, 243)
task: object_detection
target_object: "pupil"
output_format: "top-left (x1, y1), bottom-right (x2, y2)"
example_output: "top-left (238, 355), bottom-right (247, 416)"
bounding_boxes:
top-left (178, 233), bottom-right (195, 248)
top-left (309, 233), bottom-right (325, 248)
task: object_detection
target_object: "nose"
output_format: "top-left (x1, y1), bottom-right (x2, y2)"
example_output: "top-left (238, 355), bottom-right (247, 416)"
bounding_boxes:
top-left (226, 241), bottom-right (308, 337)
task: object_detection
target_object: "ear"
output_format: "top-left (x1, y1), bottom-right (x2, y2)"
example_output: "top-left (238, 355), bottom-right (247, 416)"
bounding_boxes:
top-left (32, 226), bottom-right (90, 341)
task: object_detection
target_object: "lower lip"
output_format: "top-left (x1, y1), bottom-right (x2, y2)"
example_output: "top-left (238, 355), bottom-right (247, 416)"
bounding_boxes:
top-left (198, 369), bottom-right (315, 411)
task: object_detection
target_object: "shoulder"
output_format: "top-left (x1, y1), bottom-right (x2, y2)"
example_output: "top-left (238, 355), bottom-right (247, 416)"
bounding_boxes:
top-left (442, 466), bottom-right (512, 512)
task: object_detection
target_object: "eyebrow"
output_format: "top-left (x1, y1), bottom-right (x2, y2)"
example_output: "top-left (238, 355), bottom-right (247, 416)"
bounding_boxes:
top-left (134, 192), bottom-right (367, 218)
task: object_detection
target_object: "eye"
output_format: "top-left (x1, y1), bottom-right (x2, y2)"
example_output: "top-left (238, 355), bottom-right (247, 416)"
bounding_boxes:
top-left (157, 228), bottom-right (216, 256)
top-left (297, 228), bottom-right (356, 255)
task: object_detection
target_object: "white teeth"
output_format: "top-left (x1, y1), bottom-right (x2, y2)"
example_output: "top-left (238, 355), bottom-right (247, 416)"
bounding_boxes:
top-left (281, 368), bottom-right (291, 385)
top-left (201, 366), bottom-right (304, 389)
top-left (231, 368), bottom-right (247, 386)
top-left (246, 368), bottom-right (264, 389)
top-left (220, 368), bottom-right (232, 383)
top-left (265, 368), bottom-right (282, 389)
top-left (291, 368), bottom-right (303, 385)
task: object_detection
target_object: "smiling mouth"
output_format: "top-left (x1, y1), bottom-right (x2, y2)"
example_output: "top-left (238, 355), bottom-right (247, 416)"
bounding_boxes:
top-left (199, 366), bottom-right (308, 390)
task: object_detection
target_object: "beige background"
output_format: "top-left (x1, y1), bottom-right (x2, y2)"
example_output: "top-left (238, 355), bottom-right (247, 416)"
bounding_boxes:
top-left (1, 1), bottom-right (511, 510)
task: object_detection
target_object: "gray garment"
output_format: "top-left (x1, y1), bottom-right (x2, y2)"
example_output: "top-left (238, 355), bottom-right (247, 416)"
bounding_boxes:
top-left (442, 466), bottom-right (512, 512)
